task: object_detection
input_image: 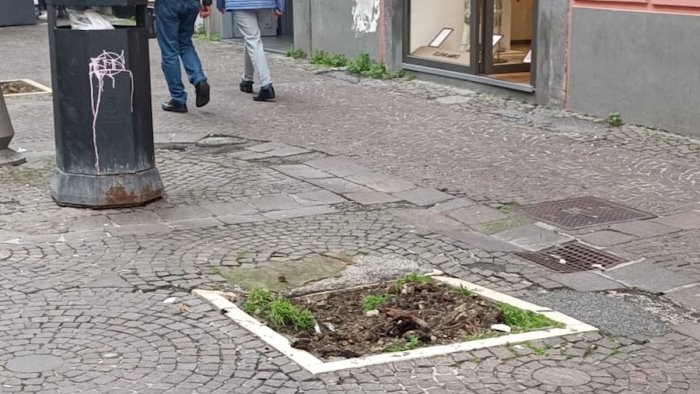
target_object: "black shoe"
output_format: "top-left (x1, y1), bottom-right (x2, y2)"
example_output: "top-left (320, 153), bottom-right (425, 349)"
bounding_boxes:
top-left (253, 84), bottom-right (275, 102)
top-left (240, 80), bottom-right (254, 94)
top-left (161, 100), bottom-right (188, 113)
top-left (195, 79), bottom-right (210, 108)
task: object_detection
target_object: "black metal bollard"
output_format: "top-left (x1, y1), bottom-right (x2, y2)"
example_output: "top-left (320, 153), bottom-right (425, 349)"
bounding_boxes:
top-left (46, 0), bottom-right (162, 207)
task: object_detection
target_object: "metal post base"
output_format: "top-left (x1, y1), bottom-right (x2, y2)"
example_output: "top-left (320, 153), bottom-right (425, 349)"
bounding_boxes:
top-left (0, 148), bottom-right (26, 167)
top-left (50, 167), bottom-right (163, 208)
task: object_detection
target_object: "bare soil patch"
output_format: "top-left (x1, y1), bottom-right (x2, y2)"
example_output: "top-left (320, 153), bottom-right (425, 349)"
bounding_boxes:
top-left (1, 80), bottom-right (45, 95)
top-left (292, 281), bottom-right (504, 358)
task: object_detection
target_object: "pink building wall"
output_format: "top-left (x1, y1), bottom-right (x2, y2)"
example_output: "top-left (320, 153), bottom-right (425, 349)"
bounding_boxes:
top-left (573, 0), bottom-right (700, 15)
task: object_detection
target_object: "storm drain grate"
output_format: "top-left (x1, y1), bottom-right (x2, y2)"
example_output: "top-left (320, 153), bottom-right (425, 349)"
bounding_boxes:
top-left (515, 242), bottom-right (625, 273)
top-left (520, 196), bottom-right (655, 230)
top-left (0, 79), bottom-right (52, 96)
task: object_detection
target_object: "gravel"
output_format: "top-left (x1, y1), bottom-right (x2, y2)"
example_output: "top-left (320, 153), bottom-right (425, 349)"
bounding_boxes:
top-left (525, 289), bottom-right (669, 337)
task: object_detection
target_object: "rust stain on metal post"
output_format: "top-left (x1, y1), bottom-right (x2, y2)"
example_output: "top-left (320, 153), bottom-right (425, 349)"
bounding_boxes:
top-left (104, 183), bottom-right (160, 207)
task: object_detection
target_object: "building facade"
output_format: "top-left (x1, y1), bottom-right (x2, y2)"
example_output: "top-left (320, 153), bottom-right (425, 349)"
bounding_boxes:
top-left (292, 0), bottom-right (700, 137)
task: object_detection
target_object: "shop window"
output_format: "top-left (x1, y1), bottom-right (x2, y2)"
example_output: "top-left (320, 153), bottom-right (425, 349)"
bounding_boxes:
top-left (408, 0), bottom-right (472, 67)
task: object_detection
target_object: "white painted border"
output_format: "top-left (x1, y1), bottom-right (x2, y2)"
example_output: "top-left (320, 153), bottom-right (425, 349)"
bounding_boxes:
top-left (1, 79), bottom-right (52, 96)
top-left (193, 276), bottom-right (597, 375)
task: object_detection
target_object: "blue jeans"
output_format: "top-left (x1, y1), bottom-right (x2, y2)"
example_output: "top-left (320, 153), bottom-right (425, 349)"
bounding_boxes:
top-left (155, 0), bottom-right (206, 104)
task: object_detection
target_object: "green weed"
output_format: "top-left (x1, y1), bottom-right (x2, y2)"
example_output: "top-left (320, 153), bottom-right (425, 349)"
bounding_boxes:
top-left (393, 273), bottom-right (435, 288)
top-left (499, 304), bottom-right (564, 331)
top-left (361, 294), bottom-right (393, 312)
top-left (346, 52), bottom-right (411, 80)
top-left (266, 299), bottom-right (316, 332)
top-left (388, 335), bottom-right (421, 352)
top-left (456, 285), bottom-right (472, 297)
top-left (243, 289), bottom-right (315, 333)
top-left (285, 47), bottom-right (307, 59)
top-left (525, 341), bottom-right (550, 356)
top-left (310, 51), bottom-right (347, 67)
top-left (607, 112), bottom-right (623, 127)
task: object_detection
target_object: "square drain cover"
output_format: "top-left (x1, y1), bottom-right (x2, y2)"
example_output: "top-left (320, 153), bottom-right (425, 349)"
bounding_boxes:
top-left (515, 242), bottom-right (625, 273)
top-left (0, 79), bottom-right (51, 96)
top-left (521, 196), bottom-right (654, 230)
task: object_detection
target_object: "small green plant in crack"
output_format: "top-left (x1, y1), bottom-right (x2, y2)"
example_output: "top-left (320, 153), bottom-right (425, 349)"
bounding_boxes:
top-left (455, 285), bottom-right (473, 297)
top-left (393, 273), bottom-right (435, 288)
top-left (525, 341), bottom-right (550, 356)
top-left (497, 202), bottom-right (520, 214)
top-left (236, 250), bottom-right (249, 260)
top-left (361, 294), bottom-right (394, 312)
top-left (211, 267), bottom-right (222, 275)
top-left (310, 51), bottom-right (347, 67)
top-left (388, 335), bottom-right (421, 352)
top-left (285, 47), bottom-right (307, 59)
top-left (499, 304), bottom-right (564, 331)
top-left (607, 112), bottom-right (623, 127)
top-left (346, 52), bottom-right (411, 80)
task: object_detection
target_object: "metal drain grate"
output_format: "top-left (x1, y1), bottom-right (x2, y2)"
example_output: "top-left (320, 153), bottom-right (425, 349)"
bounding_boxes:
top-left (521, 196), bottom-right (655, 230)
top-left (515, 242), bottom-right (625, 273)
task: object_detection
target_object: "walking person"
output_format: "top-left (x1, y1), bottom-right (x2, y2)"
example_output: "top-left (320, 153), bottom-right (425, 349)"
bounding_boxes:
top-left (155, 0), bottom-right (212, 113)
top-left (217, 0), bottom-right (284, 102)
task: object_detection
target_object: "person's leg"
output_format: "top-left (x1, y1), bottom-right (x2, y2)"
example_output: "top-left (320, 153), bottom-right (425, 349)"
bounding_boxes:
top-left (178, 1), bottom-right (209, 107)
top-left (155, 0), bottom-right (187, 105)
top-left (234, 10), bottom-right (272, 87)
top-left (178, 1), bottom-right (206, 87)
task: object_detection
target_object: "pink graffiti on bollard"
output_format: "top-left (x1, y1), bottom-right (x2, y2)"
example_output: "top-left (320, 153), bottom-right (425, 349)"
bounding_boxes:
top-left (88, 50), bottom-right (133, 173)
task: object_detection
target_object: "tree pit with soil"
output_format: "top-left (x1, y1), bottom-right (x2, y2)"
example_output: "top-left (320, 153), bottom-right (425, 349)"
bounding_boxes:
top-left (241, 274), bottom-right (562, 360)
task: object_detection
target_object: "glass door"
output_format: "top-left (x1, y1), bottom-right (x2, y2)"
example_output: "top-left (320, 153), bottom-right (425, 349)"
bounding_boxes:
top-left (481, 0), bottom-right (534, 84)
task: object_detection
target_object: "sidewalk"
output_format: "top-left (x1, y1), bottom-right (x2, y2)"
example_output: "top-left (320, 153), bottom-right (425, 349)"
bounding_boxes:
top-left (1, 23), bottom-right (699, 393)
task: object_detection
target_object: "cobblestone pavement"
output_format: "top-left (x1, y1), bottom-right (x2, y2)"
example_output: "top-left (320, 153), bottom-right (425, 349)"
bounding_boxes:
top-left (1, 24), bottom-right (700, 393)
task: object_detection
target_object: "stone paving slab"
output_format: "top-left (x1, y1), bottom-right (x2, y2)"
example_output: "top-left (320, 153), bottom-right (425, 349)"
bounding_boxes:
top-left (199, 201), bottom-right (258, 216)
top-left (249, 194), bottom-right (303, 211)
top-left (262, 206), bottom-right (337, 220)
top-left (547, 272), bottom-right (626, 292)
top-left (272, 164), bottom-right (333, 179)
top-left (654, 210), bottom-right (700, 230)
top-left (392, 187), bottom-right (453, 206)
top-left (305, 157), bottom-right (373, 177)
top-left (673, 323), bottom-right (700, 341)
top-left (607, 262), bottom-right (699, 293)
top-left (666, 285), bottom-right (700, 311)
top-left (307, 178), bottom-right (373, 194)
top-left (292, 190), bottom-right (347, 206)
top-left (429, 198), bottom-right (477, 213)
top-left (610, 220), bottom-right (679, 238)
top-left (345, 172), bottom-right (416, 193)
top-left (492, 224), bottom-right (573, 251)
top-left (441, 230), bottom-right (525, 252)
top-left (447, 205), bottom-right (508, 226)
top-left (343, 191), bottom-right (402, 205)
top-left (388, 208), bottom-right (466, 233)
top-left (578, 230), bottom-right (637, 246)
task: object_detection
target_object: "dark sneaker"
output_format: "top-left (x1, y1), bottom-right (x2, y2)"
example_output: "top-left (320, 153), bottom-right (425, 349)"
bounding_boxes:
top-left (240, 80), bottom-right (254, 94)
top-left (161, 100), bottom-right (187, 113)
top-left (195, 79), bottom-right (210, 108)
top-left (253, 84), bottom-right (275, 102)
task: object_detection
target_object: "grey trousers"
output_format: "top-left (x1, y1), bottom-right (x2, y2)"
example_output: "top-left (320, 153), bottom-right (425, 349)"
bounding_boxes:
top-left (234, 9), bottom-right (273, 87)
